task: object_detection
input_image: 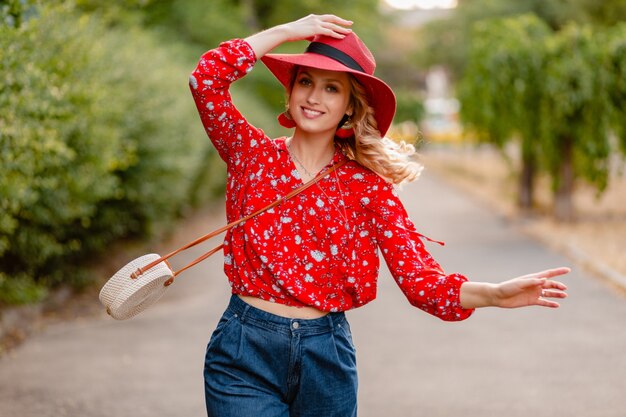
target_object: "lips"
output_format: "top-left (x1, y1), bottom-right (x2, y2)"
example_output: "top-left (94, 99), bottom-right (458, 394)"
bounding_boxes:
top-left (301, 107), bottom-right (324, 119)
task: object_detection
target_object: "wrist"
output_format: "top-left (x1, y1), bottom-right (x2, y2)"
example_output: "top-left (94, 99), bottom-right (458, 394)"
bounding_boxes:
top-left (245, 25), bottom-right (291, 58)
top-left (460, 281), bottom-right (499, 309)
top-left (275, 23), bottom-right (298, 42)
top-left (487, 282), bottom-right (501, 307)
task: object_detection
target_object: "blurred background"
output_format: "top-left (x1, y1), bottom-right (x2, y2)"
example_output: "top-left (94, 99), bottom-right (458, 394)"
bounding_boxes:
top-left (1, 0), bottom-right (625, 350)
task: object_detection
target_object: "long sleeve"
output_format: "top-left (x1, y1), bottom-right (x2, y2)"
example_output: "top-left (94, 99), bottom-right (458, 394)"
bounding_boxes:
top-left (368, 183), bottom-right (475, 321)
top-left (189, 38), bottom-right (267, 167)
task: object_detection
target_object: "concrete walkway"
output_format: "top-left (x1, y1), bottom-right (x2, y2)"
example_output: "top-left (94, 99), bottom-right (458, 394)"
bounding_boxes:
top-left (1, 171), bottom-right (625, 417)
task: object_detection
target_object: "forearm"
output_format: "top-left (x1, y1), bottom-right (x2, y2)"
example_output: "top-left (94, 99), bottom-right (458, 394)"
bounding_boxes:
top-left (244, 14), bottom-right (353, 59)
top-left (459, 281), bottom-right (499, 309)
top-left (244, 24), bottom-right (292, 59)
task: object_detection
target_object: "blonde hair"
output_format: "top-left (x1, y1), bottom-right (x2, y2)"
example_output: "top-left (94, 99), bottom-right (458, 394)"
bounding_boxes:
top-left (286, 67), bottom-right (423, 185)
top-left (335, 76), bottom-right (423, 185)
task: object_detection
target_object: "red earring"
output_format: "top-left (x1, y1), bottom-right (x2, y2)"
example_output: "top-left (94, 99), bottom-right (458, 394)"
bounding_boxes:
top-left (335, 116), bottom-right (354, 138)
top-left (278, 111), bottom-right (296, 128)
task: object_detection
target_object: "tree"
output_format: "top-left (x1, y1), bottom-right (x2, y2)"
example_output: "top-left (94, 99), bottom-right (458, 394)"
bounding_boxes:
top-left (539, 24), bottom-right (614, 221)
top-left (459, 15), bottom-right (551, 210)
top-left (417, 0), bottom-right (626, 82)
top-left (603, 23), bottom-right (626, 155)
top-left (459, 15), bottom-right (625, 222)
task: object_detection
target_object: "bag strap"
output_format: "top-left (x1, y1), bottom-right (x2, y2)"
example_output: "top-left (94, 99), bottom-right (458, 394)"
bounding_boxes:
top-left (132, 159), bottom-right (349, 282)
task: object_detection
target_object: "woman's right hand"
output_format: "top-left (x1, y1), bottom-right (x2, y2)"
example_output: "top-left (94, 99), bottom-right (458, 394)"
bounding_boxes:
top-left (245, 14), bottom-right (353, 59)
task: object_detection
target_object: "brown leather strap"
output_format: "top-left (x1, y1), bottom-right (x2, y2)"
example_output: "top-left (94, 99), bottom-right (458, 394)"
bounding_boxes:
top-left (131, 160), bottom-right (349, 280)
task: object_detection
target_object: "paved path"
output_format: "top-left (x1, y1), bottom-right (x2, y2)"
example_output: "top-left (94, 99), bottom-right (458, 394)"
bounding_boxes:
top-left (1, 171), bottom-right (625, 417)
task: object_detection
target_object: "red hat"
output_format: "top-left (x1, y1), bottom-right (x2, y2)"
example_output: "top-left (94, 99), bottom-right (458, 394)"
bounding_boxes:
top-left (261, 32), bottom-right (396, 136)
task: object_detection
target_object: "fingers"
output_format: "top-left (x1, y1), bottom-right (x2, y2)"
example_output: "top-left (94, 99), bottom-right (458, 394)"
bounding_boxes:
top-left (543, 279), bottom-right (568, 291)
top-left (321, 25), bottom-right (352, 39)
top-left (536, 297), bottom-right (561, 308)
top-left (497, 267), bottom-right (570, 309)
top-left (297, 14), bottom-right (352, 39)
top-left (535, 267), bottom-right (571, 279)
top-left (519, 267), bottom-right (570, 281)
top-left (540, 289), bottom-right (568, 299)
top-left (319, 15), bottom-right (353, 38)
top-left (535, 291), bottom-right (562, 308)
top-left (537, 284), bottom-right (568, 309)
top-left (320, 14), bottom-right (354, 27)
top-left (518, 267), bottom-right (570, 290)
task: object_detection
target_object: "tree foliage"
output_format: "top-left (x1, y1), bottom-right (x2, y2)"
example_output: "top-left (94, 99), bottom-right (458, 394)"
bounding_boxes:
top-left (459, 15), bottom-right (550, 146)
top-left (459, 13), bottom-right (626, 221)
top-left (0, 2), bottom-right (215, 303)
top-left (540, 24), bottom-right (612, 190)
top-left (603, 23), bottom-right (626, 154)
top-left (417, 0), bottom-right (626, 82)
top-left (459, 15), bottom-right (550, 209)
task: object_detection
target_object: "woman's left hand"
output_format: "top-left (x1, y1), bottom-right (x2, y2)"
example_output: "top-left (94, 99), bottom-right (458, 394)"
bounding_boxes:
top-left (494, 267), bottom-right (569, 308)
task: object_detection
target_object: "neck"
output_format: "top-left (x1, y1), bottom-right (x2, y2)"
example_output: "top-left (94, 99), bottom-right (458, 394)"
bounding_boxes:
top-left (288, 130), bottom-right (335, 173)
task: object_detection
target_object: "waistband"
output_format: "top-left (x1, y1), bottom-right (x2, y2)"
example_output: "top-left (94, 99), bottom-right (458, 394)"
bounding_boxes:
top-left (226, 294), bottom-right (346, 336)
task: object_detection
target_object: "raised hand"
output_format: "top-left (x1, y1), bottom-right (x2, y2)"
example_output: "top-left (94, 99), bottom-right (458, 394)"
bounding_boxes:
top-left (245, 14), bottom-right (353, 58)
top-left (281, 14), bottom-right (353, 42)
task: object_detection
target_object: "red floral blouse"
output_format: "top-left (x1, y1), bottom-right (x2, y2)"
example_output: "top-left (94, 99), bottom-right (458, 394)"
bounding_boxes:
top-left (190, 39), bottom-right (474, 321)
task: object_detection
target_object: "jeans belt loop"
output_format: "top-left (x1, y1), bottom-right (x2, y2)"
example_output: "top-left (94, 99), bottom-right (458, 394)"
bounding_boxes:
top-left (327, 313), bottom-right (335, 331)
top-left (240, 303), bottom-right (251, 323)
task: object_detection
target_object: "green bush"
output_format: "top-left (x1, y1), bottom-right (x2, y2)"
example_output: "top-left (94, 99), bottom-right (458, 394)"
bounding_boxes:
top-left (0, 2), bottom-right (220, 303)
top-left (0, 272), bottom-right (47, 305)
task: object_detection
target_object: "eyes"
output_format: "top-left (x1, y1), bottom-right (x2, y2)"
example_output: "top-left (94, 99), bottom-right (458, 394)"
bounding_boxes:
top-left (297, 76), bottom-right (341, 94)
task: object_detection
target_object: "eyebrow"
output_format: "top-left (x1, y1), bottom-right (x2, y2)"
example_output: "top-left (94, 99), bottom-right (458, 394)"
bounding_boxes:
top-left (299, 70), bottom-right (346, 84)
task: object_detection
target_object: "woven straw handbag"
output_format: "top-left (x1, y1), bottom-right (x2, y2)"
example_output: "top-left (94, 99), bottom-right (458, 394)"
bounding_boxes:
top-left (99, 160), bottom-right (347, 320)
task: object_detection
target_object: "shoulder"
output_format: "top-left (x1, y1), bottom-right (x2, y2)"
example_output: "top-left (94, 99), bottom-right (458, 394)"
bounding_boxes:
top-left (340, 161), bottom-right (394, 191)
top-left (243, 136), bottom-right (288, 163)
top-left (339, 160), bottom-right (399, 209)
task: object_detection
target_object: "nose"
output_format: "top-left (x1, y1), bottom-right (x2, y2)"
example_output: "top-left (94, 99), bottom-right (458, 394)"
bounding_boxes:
top-left (306, 87), bottom-right (321, 105)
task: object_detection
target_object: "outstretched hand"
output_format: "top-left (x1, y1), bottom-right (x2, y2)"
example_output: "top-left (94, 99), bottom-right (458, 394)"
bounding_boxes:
top-left (460, 267), bottom-right (570, 310)
top-left (495, 267), bottom-right (569, 308)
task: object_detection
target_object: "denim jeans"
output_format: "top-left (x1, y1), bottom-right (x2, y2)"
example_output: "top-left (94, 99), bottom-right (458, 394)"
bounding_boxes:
top-left (204, 295), bottom-right (358, 417)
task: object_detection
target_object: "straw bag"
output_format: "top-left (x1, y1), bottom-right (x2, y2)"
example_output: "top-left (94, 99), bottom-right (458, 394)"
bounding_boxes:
top-left (99, 160), bottom-right (347, 320)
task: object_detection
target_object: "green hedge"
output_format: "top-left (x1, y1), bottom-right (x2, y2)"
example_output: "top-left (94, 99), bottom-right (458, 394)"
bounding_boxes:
top-left (0, 3), bottom-right (222, 304)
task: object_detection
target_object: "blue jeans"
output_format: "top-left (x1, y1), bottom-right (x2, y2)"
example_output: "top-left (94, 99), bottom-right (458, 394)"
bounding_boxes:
top-left (204, 295), bottom-right (358, 417)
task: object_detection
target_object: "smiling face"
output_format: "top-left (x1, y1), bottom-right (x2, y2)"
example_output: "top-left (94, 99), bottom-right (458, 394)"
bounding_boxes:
top-left (288, 66), bottom-right (353, 138)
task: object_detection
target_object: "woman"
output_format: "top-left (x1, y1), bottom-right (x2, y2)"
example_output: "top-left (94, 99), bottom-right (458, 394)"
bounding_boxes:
top-left (189, 14), bottom-right (568, 417)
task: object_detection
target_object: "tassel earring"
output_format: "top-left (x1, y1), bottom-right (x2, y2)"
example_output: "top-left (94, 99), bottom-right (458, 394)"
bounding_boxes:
top-left (335, 114), bottom-right (354, 139)
top-left (278, 110), bottom-right (296, 129)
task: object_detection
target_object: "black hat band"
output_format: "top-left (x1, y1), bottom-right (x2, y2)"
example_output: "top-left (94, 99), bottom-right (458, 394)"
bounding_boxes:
top-left (305, 42), bottom-right (365, 73)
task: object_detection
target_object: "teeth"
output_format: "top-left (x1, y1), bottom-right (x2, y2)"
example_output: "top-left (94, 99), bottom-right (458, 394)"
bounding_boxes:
top-left (303, 108), bottom-right (322, 117)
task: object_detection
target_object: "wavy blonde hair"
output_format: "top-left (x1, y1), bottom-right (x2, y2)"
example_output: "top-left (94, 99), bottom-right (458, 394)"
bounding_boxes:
top-left (335, 76), bottom-right (423, 185)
